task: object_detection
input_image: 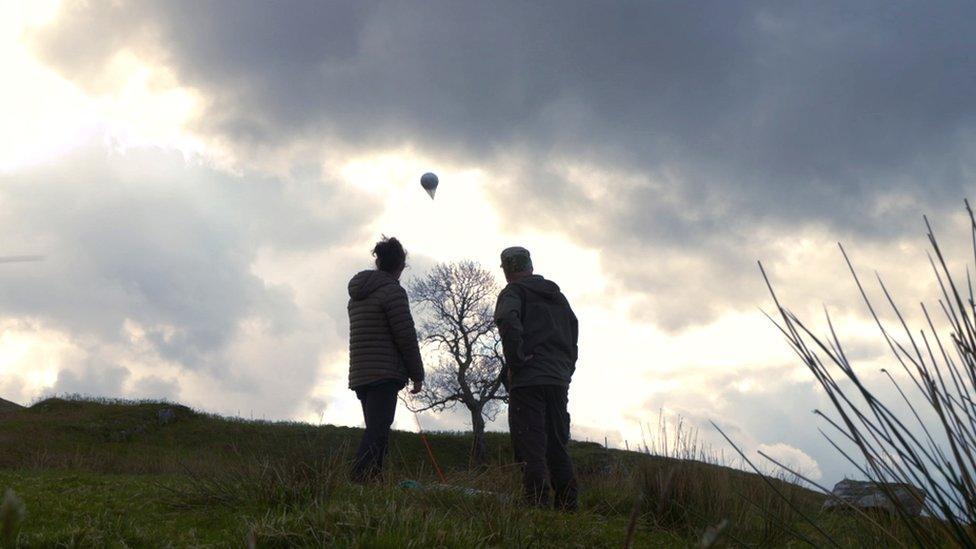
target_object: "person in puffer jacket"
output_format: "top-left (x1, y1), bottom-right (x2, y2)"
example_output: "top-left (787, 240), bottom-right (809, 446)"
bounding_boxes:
top-left (347, 236), bottom-right (424, 482)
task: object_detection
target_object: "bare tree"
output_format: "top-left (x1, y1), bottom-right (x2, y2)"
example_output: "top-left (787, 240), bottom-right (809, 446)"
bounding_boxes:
top-left (407, 261), bottom-right (507, 465)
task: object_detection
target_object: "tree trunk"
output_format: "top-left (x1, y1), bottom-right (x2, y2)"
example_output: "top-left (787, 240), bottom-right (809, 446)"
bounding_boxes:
top-left (470, 406), bottom-right (488, 467)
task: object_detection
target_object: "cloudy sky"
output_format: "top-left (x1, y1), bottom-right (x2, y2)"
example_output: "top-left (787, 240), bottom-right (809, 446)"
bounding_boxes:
top-left (2, 0), bottom-right (975, 485)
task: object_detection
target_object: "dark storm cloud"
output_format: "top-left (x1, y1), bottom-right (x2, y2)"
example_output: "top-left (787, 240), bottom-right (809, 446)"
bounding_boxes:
top-left (32, 1), bottom-right (976, 327)
top-left (0, 146), bottom-right (376, 415)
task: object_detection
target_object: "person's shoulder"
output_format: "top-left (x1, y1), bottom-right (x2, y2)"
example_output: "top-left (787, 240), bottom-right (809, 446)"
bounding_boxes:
top-left (379, 280), bottom-right (407, 301)
top-left (347, 269), bottom-right (372, 289)
top-left (495, 284), bottom-right (525, 315)
top-left (497, 282), bottom-right (523, 300)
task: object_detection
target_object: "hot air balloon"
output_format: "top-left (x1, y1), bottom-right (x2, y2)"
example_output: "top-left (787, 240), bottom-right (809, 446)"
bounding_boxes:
top-left (420, 172), bottom-right (438, 199)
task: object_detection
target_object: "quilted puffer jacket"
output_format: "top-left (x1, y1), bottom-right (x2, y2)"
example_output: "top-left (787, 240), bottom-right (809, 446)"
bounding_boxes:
top-left (347, 270), bottom-right (424, 389)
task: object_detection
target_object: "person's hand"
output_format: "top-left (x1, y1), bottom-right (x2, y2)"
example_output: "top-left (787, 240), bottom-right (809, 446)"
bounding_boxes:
top-left (411, 380), bottom-right (423, 394)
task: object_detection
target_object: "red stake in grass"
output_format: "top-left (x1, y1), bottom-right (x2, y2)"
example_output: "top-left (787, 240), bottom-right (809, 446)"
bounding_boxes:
top-left (413, 411), bottom-right (446, 483)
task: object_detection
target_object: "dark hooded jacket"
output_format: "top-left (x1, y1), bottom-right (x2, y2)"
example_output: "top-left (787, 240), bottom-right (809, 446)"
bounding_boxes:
top-left (347, 270), bottom-right (424, 389)
top-left (494, 274), bottom-right (578, 390)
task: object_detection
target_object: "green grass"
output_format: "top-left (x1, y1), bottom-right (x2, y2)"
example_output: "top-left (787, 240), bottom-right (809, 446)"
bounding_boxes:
top-left (0, 399), bottom-right (20, 414)
top-left (0, 471), bottom-right (244, 546)
top-left (1, 469), bottom-right (682, 547)
top-left (0, 397), bottom-right (673, 547)
top-left (0, 396), bottom-right (936, 547)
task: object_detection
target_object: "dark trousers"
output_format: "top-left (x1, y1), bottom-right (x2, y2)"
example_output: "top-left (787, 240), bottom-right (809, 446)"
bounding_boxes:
top-left (351, 380), bottom-right (401, 482)
top-left (508, 385), bottom-right (578, 510)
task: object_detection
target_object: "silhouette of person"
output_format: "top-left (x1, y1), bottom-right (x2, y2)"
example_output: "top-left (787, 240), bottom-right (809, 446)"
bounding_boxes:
top-left (495, 246), bottom-right (579, 510)
top-left (347, 236), bottom-right (424, 482)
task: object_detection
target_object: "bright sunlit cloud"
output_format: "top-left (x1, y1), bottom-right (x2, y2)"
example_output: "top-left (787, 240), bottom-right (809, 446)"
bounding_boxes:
top-left (0, 0), bottom-right (204, 172)
top-left (0, 320), bottom-right (80, 398)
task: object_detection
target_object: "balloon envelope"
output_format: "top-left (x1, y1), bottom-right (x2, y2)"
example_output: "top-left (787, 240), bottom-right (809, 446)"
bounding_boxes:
top-left (420, 172), bottom-right (438, 199)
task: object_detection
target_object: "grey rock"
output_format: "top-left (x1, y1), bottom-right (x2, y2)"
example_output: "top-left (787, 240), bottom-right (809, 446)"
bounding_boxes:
top-left (823, 479), bottom-right (925, 516)
top-left (157, 408), bottom-right (176, 425)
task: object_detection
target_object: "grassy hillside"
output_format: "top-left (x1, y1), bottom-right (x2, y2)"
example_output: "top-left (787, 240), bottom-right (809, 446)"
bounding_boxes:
top-left (0, 396), bottom-right (927, 547)
top-left (0, 398), bottom-right (22, 414)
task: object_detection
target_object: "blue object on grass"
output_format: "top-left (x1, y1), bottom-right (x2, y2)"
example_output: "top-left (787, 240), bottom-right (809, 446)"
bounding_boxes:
top-left (398, 479), bottom-right (423, 490)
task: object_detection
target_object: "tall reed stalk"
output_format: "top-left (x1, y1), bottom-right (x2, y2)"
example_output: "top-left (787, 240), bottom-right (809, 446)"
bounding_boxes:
top-left (759, 200), bottom-right (976, 547)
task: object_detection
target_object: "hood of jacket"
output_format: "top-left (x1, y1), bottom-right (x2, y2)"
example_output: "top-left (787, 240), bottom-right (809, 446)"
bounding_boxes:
top-left (512, 274), bottom-right (561, 299)
top-left (348, 270), bottom-right (399, 300)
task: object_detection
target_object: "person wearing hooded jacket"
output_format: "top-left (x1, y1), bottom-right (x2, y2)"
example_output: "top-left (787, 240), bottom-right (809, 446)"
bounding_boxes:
top-left (494, 246), bottom-right (579, 510)
top-left (347, 236), bottom-right (424, 482)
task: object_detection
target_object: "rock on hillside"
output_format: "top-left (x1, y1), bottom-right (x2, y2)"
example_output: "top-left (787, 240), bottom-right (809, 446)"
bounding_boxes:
top-left (823, 479), bottom-right (926, 516)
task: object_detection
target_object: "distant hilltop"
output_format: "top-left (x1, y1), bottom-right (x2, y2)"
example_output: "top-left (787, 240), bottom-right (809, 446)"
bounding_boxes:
top-left (0, 397), bottom-right (23, 412)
